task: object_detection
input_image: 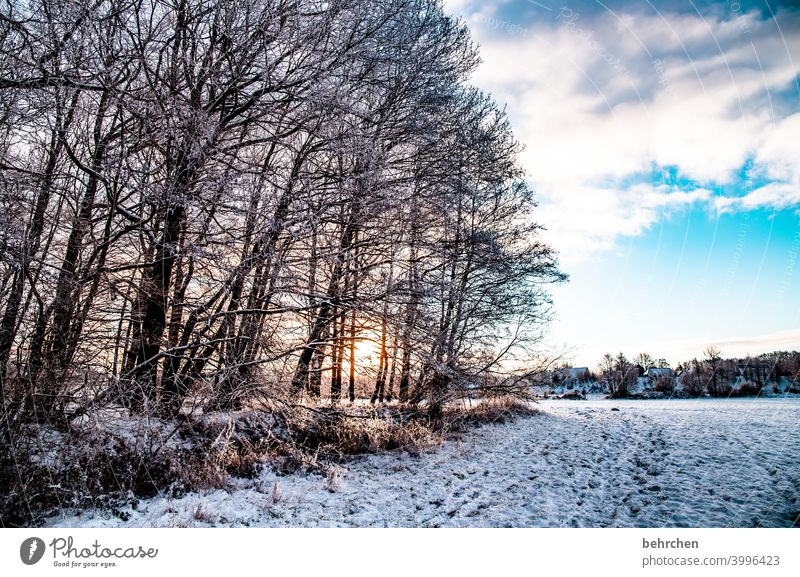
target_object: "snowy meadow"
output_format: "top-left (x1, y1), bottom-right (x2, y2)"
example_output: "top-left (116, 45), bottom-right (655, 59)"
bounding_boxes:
top-left (47, 398), bottom-right (800, 528)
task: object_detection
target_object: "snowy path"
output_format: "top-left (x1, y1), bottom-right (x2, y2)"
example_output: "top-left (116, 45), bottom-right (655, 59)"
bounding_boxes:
top-left (48, 399), bottom-right (800, 528)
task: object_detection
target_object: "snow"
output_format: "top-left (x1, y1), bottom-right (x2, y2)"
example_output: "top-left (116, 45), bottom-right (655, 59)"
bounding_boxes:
top-left (69, 407), bottom-right (192, 452)
top-left (46, 398), bottom-right (800, 528)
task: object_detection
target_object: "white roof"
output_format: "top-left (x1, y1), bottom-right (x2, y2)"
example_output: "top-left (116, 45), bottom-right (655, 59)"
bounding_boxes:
top-left (646, 368), bottom-right (673, 376)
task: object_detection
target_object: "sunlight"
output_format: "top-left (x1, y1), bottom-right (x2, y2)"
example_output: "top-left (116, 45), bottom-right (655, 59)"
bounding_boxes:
top-left (349, 335), bottom-right (381, 368)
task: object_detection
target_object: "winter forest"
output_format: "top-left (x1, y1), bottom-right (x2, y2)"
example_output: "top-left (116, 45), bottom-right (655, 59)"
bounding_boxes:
top-left (1, 0), bottom-right (798, 530)
top-left (0, 0), bottom-right (566, 413)
top-left (0, 0), bottom-right (569, 525)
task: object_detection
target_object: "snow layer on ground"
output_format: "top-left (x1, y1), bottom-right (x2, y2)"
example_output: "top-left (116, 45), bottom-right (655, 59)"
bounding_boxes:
top-left (47, 398), bottom-right (800, 528)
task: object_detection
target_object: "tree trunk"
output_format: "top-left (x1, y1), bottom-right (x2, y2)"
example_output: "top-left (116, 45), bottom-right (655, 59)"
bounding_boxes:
top-left (127, 201), bottom-right (186, 409)
top-left (291, 194), bottom-right (361, 396)
top-left (385, 336), bottom-right (398, 402)
top-left (348, 307), bottom-right (357, 403)
top-left (371, 317), bottom-right (387, 404)
top-left (44, 91), bottom-right (112, 389)
top-left (330, 305), bottom-right (341, 403)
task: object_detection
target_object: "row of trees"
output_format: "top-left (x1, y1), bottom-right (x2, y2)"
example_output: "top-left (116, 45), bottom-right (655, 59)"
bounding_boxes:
top-left (0, 0), bottom-right (565, 436)
top-left (592, 348), bottom-right (800, 398)
top-left (676, 348), bottom-right (800, 397)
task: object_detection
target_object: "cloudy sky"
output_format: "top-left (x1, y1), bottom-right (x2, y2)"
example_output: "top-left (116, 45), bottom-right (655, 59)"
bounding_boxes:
top-left (444, 0), bottom-right (800, 366)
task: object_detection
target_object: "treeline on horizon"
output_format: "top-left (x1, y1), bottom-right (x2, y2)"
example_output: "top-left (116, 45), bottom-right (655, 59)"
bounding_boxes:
top-left (0, 0), bottom-right (566, 444)
top-left (548, 349), bottom-right (800, 398)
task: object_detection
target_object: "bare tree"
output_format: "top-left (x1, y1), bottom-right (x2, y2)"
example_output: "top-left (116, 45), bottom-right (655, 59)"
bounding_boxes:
top-left (0, 0), bottom-right (565, 425)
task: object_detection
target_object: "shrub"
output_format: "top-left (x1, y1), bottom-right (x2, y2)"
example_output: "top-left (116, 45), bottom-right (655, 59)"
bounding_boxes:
top-left (730, 381), bottom-right (761, 397)
top-left (445, 397), bottom-right (538, 429)
top-left (706, 378), bottom-right (733, 397)
top-left (680, 362), bottom-right (707, 397)
top-left (652, 376), bottom-right (675, 393)
top-left (0, 408), bottom-right (272, 527)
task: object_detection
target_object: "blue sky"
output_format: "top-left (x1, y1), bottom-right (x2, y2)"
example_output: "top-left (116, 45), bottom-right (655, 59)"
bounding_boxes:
top-left (444, 0), bottom-right (800, 366)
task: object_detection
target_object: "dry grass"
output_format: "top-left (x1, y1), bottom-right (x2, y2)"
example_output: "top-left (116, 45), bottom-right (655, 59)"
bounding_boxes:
top-left (1, 395), bottom-right (540, 527)
top-left (271, 403), bottom-right (442, 462)
top-left (443, 397), bottom-right (539, 431)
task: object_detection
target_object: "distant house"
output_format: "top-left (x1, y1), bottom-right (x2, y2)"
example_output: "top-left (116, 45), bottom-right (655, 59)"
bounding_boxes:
top-left (645, 367), bottom-right (674, 379)
top-left (735, 362), bottom-right (772, 384)
top-left (567, 367), bottom-right (592, 383)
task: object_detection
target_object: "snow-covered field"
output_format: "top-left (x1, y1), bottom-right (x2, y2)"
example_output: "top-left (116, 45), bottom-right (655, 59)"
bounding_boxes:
top-left (47, 398), bottom-right (800, 528)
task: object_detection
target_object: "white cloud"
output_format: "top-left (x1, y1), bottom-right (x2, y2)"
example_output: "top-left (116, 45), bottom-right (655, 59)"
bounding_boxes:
top-left (461, 7), bottom-right (800, 263)
top-left (537, 184), bottom-right (711, 264)
top-left (442, 0), bottom-right (477, 13)
top-left (755, 113), bottom-right (800, 183)
top-left (630, 328), bottom-right (800, 366)
top-left (715, 182), bottom-right (800, 213)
